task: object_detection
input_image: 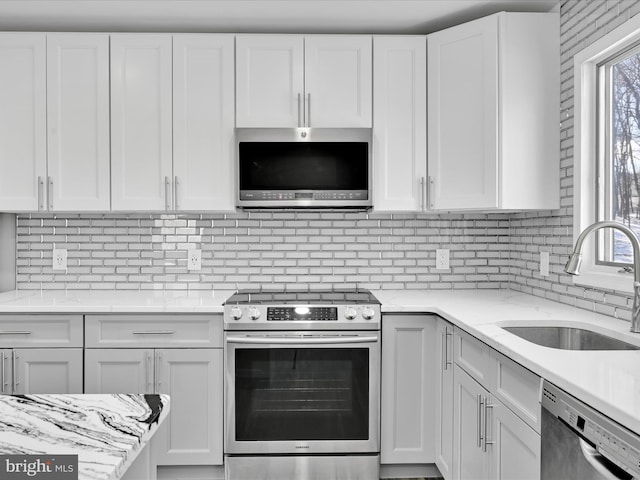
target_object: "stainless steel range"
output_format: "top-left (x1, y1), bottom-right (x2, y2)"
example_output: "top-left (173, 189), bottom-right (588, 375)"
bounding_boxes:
top-left (223, 289), bottom-right (381, 480)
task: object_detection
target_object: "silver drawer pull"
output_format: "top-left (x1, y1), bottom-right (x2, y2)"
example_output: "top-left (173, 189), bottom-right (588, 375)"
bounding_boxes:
top-left (132, 330), bottom-right (175, 335)
top-left (0, 331), bottom-right (32, 335)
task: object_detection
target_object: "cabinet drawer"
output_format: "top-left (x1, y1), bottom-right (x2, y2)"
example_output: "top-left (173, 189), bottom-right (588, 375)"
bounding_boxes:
top-left (453, 327), bottom-right (491, 386)
top-left (85, 315), bottom-right (223, 348)
top-left (0, 315), bottom-right (83, 348)
top-left (491, 351), bottom-right (542, 433)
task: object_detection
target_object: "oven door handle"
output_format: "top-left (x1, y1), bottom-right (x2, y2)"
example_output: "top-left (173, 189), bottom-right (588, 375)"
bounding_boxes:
top-left (226, 335), bottom-right (379, 345)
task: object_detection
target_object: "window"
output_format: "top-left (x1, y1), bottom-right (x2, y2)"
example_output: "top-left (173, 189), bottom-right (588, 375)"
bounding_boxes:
top-left (574, 14), bottom-right (640, 293)
top-left (598, 44), bottom-right (640, 266)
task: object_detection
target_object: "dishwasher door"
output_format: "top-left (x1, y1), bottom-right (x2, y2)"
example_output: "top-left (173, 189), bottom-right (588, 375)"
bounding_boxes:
top-left (541, 381), bottom-right (639, 480)
top-left (541, 408), bottom-right (633, 480)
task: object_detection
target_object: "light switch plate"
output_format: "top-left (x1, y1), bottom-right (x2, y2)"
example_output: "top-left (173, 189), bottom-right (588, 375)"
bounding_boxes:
top-left (435, 249), bottom-right (450, 270)
top-left (188, 249), bottom-right (202, 271)
top-left (52, 248), bottom-right (67, 271)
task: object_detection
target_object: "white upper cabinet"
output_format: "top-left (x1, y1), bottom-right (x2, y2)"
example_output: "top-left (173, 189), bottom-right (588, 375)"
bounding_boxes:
top-left (173, 34), bottom-right (235, 211)
top-left (236, 35), bottom-right (304, 128)
top-left (304, 35), bottom-right (372, 127)
top-left (111, 34), bottom-right (173, 211)
top-left (47, 34), bottom-right (111, 211)
top-left (427, 12), bottom-right (559, 211)
top-left (0, 33), bottom-right (46, 212)
top-left (372, 36), bottom-right (427, 212)
top-left (236, 34), bottom-right (372, 128)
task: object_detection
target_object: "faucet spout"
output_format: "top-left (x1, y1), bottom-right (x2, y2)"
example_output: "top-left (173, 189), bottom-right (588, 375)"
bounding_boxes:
top-left (565, 221), bottom-right (640, 333)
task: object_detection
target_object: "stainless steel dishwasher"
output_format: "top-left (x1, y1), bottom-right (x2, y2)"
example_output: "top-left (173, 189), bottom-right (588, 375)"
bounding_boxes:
top-left (542, 380), bottom-right (640, 479)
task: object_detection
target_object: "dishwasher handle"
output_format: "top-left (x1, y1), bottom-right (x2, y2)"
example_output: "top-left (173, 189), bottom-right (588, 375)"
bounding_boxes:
top-left (580, 439), bottom-right (633, 480)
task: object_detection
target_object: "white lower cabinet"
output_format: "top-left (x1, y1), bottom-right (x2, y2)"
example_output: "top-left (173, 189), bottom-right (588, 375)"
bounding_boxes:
top-left (381, 314), bottom-right (437, 464)
top-left (0, 348), bottom-right (82, 394)
top-left (450, 328), bottom-right (540, 480)
top-left (84, 315), bottom-right (224, 472)
top-left (435, 319), bottom-right (454, 478)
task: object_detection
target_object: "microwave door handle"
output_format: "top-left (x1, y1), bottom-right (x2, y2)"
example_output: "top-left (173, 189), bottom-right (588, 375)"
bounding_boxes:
top-left (226, 335), bottom-right (378, 345)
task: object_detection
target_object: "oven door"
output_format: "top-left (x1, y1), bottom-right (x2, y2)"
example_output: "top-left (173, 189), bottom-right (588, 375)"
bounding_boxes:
top-left (225, 331), bottom-right (380, 455)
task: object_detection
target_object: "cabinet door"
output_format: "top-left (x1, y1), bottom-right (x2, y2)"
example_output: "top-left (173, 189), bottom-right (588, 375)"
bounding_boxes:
top-left (381, 315), bottom-right (436, 464)
top-left (372, 36), bottom-right (427, 212)
top-left (84, 349), bottom-right (153, 394)
top-left (427, 15), bottom-right (499, 210)
top-left (47, 33), bottom-right (110, 211)
top-left (154, 349), bottom-right (223, 465)
top-left (453, 365), bottom-right (490, 480)
top-left (435, 320), bottom-right (454, 479)
top-left (489, 397), bottom-right (541, 480)
top-left (173, 35), bottom-right (235, 211)
top-left (304, 35), bottom-right (372, 127)
top-left (111, 34), bottom-right (173, 211)
top-left (0, 33), bottom-right (46, 212)
top-left (236, 35), bottom-right (304, 127)
top-left (13, 348), bottom-right (83, 394)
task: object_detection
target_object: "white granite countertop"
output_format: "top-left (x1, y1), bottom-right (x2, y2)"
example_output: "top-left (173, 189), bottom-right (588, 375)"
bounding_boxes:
top-left (0, 393), bottom-right (169, 480)
top-left (0, 290), bottom-right (233, 313)
top-left (1, 288), bottom-right (640, 438)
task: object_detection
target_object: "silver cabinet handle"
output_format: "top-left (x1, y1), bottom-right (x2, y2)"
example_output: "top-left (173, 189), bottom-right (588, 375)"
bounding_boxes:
top-left (146, 351), bottom-right (152, 393)
top-left (477, 394), bottom-right (483, 448)
top-left (306, 93), bottom-right (311, 127)
top-left (174, 176), bottom-right (179, 210)
top-left (428, 176), bottom-right (434, 209)
top-left (164, 176), bottom-right (172, 211)
top-left (483, 397), bottom-right (494, 452)
top-left (1, 352), bottom-right (5, 394)
top-left (155, 351), bottom-right (162, 392)
top-left (37, 177), bottom-right (44, 211)
top-left (133, 330), bottom-right (175, 335)
top-left (48, 176), bottom-right (53, 210)
top-left (0, 331), bottom-right (32, 335)
top-left (297, 93), bottom-right (302, 127)
top-left (420, 177), bottom-right (426, 211)
top-left (12, 351), bottom-right (18, 393)
top-left (443, 327), bottom-right (453, 370)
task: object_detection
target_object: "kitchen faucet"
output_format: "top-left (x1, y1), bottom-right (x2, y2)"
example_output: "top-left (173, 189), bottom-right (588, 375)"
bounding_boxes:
top-left (564, 221), bottom-right (640, 333)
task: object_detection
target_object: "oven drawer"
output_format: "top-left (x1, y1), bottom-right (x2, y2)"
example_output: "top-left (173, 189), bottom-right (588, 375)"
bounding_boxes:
top-left (85, 314), bottom-right (223, 348)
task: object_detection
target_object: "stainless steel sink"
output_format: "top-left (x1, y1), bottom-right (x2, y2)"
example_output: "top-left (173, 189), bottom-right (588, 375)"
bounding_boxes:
top-left (502, 326), bottom-right (640, 350)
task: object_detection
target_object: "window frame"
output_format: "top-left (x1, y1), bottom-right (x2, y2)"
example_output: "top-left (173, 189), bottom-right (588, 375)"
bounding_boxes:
top-left (574, 13), bottom-right (640, 294)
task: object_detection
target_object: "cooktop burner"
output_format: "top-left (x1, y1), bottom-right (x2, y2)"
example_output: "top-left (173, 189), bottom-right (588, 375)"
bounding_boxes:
top-left (224, 288), bottom-right (380, 306)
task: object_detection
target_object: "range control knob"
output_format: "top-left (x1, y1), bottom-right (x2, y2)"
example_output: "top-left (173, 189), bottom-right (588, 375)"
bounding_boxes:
top-left (230, 306), bottom-right (243, 321)
top-left (362, 307), bottom-right (375, 320)
top-left (344, 307), bottom-right (357, 320)
top-left (248, 307), bottom-right (261, 321)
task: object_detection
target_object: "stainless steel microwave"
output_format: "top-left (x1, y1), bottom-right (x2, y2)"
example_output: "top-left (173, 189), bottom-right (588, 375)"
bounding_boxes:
top-left (236, 128), bottom-right (372, 209)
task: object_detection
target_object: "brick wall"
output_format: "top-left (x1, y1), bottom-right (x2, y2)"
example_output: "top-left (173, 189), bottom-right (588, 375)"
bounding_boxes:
top-left (15, 212), bottom-right (510, 291)
top-left (509, 0), bottom-right (640, 322)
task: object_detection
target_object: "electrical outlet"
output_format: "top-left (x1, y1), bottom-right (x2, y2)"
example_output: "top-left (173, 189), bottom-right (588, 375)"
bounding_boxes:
top-left (435, 249), bottom-right (450, 270)
top-left (188, 249), bottom-right (202, 271)
top-left (540, 251), bottom-right (550, 277)
top-left (52, 248), bottom-right (67, 271)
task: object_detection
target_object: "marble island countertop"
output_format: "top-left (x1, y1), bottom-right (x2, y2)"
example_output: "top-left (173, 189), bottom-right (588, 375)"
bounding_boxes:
top-left (0, 393), bottom-right (169, 480)
top-left (1, 288), bottom-right (640, 438)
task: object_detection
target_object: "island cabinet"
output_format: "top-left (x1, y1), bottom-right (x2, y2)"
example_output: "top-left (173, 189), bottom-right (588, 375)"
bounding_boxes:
top-left (0, 315), bottom-right (83, 394)
top-left (84, 315), bottom-right (224, 469)
top-left (110, 33), bottom-right (235, 212)
top-left (427, 12), bottom-right (559, 211)
top-left (372, 36), bottom-right (427, 212)
top-left (381, 314), bottom-right (437, 465)
top-left (451, 328), bottom-right (541, 480)
top-left (236, 34), bottom-right (372, 128)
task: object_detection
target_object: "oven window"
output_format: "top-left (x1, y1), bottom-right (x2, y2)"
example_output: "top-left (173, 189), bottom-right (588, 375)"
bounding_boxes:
top-left (234, 348), bottom-right (369, 441)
